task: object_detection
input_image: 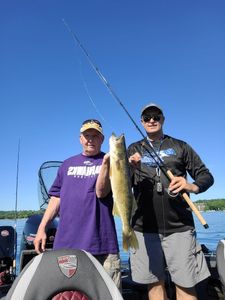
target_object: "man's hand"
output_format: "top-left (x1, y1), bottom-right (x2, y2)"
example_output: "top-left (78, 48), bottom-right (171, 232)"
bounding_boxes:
top-left (34, 229), bottom-right (47, 254)
top-left (169, 176), bottom-right (199, 194)
top-left (102, 152), bottom-right (110, 167)
top-left (129, 152), bottom-right (141, 168)
top-left (96, 152), bottom-right (111, 198)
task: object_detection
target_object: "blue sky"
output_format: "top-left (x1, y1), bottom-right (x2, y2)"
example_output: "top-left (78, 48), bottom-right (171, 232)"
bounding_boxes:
top-left (1, 0), bottom-right (225, 211)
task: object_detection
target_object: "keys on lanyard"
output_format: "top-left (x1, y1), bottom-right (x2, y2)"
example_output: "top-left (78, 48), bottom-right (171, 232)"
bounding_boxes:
top-left (156, 167), bottom-right (163, 193)
top-left (147, 137), bottom-right (164, 194)
top-left (157, 182), bottom-right (163, 193)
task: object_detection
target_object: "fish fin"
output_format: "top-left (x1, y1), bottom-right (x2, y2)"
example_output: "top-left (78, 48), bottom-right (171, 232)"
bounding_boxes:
top-left (122, 232), bottom-right (129, 252)
top-left (122, 229), bottom-right (139, 252)
top-left (112, 202), bottom-right (120, 217)
top-left (129, 230), bottom-right (139, 250)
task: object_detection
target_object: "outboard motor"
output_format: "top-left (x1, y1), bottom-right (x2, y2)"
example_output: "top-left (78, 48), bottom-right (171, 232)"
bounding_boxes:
top-left (216, 239), bottom-right (225, 298)
top-left (0, 226), bottom-right (16, 297)
top-left (19, 214), bottom-right (58, 272)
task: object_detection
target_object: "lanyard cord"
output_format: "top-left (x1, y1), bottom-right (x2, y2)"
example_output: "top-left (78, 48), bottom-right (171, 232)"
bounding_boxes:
top-left (146, 136), bottom-right (163, 178)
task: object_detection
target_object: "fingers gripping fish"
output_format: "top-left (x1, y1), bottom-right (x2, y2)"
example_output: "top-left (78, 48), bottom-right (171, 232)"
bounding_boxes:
top-left (109, 133), bottom-right (139, 251)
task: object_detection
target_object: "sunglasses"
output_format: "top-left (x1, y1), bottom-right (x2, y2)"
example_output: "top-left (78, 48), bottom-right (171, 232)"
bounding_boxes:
top-left (142, 114), bottom-right (161, 122)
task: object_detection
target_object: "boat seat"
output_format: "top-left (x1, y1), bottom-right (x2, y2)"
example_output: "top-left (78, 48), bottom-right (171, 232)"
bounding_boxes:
top-left (52, 290), bottom-right (89, 300)
top-left (216, 239), bottom-right (225, 296)
top-left (0, 226), bottom-right (16, 266)
top-left (4, 249), bottom-right (123, 300)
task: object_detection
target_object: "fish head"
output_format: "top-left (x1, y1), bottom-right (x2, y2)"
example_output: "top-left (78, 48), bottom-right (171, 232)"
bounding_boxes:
top-left (109, 133), bottom-right (126, 155)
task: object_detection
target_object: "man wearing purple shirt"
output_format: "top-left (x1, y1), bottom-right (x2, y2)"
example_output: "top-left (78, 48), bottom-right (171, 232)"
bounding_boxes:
top-left (34, 119), bottom-right (121, 288)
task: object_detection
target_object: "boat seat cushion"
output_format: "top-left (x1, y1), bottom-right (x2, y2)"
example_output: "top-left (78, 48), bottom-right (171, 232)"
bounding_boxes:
top-left (4, 249), bottom-right (123, 300)
top-left (52, 290), bottom-right (89, 300)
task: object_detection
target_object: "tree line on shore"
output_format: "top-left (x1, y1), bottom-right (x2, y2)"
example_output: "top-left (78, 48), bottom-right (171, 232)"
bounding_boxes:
top-left (0, 210), bottom-right (43, 219)
top-left (195, 199), bottom-right (225, 211)
top-left (0, 199), bottom-right (225, 219)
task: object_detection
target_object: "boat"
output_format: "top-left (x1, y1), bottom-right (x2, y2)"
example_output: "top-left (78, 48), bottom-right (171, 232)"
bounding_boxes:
top-left (0, 161), bottom-right (225, 299)
top-left (0, 161), bottom-right (61, 298)
top-left (0, 226), bottom-right (16, 297)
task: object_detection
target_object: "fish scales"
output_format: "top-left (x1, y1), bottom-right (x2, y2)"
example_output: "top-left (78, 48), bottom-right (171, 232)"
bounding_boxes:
top-left (109, 133), bottom-right (138, 251)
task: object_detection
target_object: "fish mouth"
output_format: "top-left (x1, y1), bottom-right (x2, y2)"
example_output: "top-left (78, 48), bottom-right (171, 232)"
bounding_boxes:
top-left (111, 133), bottom-right (124, 141)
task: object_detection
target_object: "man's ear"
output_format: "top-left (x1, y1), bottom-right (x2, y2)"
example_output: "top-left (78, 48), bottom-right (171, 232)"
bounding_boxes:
top-left (79, 134), bottom-right (83, 145)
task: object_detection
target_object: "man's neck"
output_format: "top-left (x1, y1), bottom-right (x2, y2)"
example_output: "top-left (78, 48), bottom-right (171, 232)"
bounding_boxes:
top-left (82, 151), bottom-right (100, 157)
top-left (147, 131), bottom-right (164, 142)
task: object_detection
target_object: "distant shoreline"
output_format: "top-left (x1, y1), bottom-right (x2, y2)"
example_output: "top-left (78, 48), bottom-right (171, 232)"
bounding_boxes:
top-left (1, 199), bottom-right (225, 219)
top-left (0, 210), bottom-right (43, 220)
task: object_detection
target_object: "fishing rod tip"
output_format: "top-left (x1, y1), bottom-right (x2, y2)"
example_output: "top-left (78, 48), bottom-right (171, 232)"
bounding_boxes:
top-left (62, 18), bottom-right (68, 26)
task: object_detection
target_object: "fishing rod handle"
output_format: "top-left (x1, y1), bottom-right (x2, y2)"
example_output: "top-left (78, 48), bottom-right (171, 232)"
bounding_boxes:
top-left (166, 170), bottom-right (209, 229)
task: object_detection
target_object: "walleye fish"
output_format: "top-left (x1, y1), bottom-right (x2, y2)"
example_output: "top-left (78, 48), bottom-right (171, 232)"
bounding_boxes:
top-left (109, 133), bottom-right (138, 251)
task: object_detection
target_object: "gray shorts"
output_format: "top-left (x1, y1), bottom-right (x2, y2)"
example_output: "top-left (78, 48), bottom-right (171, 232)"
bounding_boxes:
top-left (130, 230), bottom-right (210, 288)
top-left (94, 253), bottom-right (121, 290)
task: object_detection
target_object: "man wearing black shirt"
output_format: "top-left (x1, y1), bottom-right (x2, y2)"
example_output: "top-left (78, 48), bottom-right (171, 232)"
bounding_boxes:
top-left (128, 103), bottom-right (214, 300)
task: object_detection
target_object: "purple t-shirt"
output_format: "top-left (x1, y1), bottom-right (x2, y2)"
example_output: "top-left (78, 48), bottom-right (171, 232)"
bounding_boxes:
top-left (49, 152), bottom-right (119, 255)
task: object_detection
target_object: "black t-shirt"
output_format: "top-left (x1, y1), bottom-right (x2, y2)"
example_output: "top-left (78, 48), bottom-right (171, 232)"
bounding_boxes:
top-left (127, 135), bottom-right (214, 234)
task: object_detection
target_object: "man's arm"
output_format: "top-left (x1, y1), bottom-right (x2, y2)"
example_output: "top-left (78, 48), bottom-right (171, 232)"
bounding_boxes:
top-left (184, 143), bottom-right (214, 193)
top-left (168, 141), bottom-right (214, 195)
top-left (96, 153), bottom-right (111, 198)
top-left (34, 196), bottom-right (60, 254)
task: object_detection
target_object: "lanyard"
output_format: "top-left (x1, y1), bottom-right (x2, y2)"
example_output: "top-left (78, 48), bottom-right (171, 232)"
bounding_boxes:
top-left (147, 136), bottom-right (164, 193)
top-left (146, 135), bottom-right (164, 163)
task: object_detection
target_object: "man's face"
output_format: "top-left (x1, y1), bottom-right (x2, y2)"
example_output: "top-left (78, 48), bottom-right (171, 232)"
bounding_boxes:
top-left (141, 109), bottom-right (164, 135)
top-left (80, 129), bottom-right (104, 156)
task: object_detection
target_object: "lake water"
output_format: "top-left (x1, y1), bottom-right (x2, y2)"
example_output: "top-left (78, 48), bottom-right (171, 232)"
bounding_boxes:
top-left (1, 211), bottom-right (225, 269)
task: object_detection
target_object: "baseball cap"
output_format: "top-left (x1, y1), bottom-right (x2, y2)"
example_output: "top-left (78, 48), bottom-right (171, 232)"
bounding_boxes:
top-left (80, 119), bottom-right (103, 135)
top-left (141, 103), bottom-right (163, 116)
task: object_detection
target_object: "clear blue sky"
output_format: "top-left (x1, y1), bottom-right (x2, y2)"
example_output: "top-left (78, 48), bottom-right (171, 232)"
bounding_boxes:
top-left (1, 0), bottom-right (225, 210)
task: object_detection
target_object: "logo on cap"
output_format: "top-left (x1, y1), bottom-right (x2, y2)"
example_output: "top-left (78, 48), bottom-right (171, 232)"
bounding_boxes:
top-left (57, 255), bottom-right (78, 278)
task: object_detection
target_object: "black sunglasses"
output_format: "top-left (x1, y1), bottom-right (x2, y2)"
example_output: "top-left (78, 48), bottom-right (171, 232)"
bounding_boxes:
top-left (142, 114), bottom-right (161, 123)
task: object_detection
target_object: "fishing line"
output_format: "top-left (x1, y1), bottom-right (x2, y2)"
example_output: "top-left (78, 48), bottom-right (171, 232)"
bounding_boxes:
top-left (78, 60), bottom-right (114, 131)
top-left (62, 19), bottom-right (208, 228)
top-left (82, 77), bottom-right (107, 123)
top-left (69, 29), bottom-right (114, 131)
top-left (62, 19), bottom-right (142, 136)
top-left (14, 138), bottom-right (20, 275)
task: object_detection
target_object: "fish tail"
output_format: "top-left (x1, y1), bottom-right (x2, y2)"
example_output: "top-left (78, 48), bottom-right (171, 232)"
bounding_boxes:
top-left (122, 229), bottom-right (139, 252)
top-left (129, 230), bottom-right (139, 250)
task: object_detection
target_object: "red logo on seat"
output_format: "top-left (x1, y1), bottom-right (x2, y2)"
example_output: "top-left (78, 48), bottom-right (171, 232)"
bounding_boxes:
top-left (57, 255), bottom-right (78, 278)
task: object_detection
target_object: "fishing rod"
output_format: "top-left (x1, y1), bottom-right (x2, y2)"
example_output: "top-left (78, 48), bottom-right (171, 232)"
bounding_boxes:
top-left (62, 20), bottom-right (208, 229)
top-left (62, 19), bottom-right (142, 136)
top-left (13, 139), bottom-right (20, 275)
